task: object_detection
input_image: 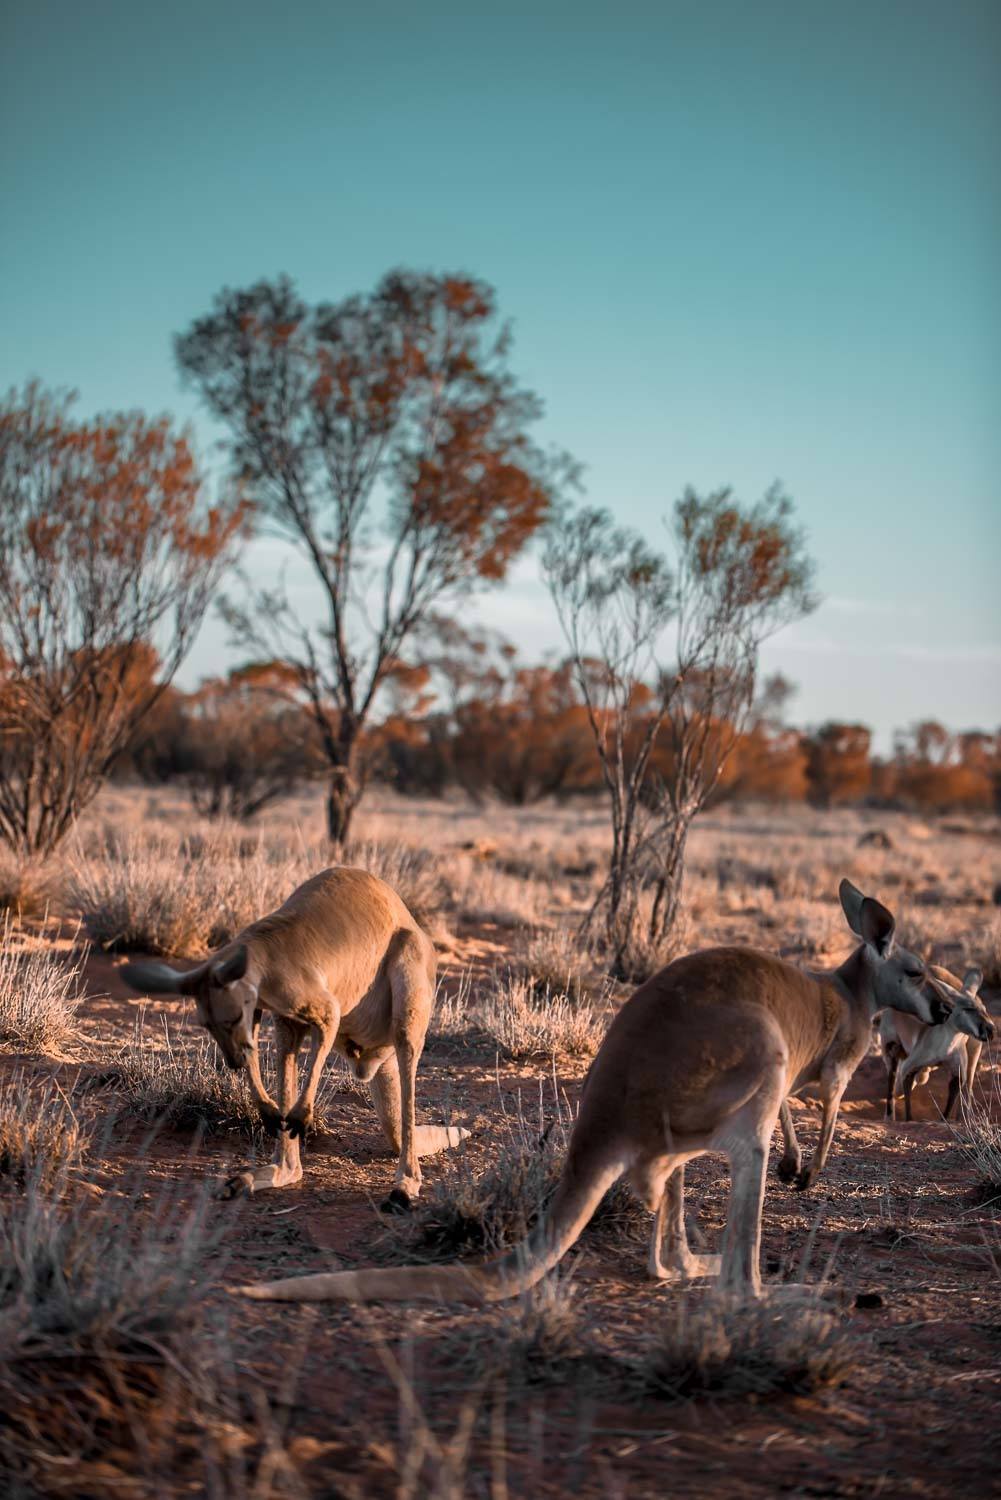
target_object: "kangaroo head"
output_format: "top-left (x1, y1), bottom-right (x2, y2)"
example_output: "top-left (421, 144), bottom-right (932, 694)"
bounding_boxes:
top-left (121, 945), bottom-right (257, 1069)
top-left (838, 879), bottom-right (951, 1026)
top-left (931, 967), bottom-right (994, 1043)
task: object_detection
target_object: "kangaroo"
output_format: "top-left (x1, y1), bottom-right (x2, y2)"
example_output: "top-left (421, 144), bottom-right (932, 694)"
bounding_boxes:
top-left (880, 967), bottom-right (992, 1121)
top-left (238, 879), bottom-right (953, 1305)
top-left (121, 867), bottom-right (467, 1206)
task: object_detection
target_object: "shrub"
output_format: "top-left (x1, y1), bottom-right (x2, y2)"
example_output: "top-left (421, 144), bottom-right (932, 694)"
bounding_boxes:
top-left (443, 1275), bottom-right (595, 1388)
top-left (0, 851), bottom-right (54, 917)
top-left (379, 1094), bottom-right (641, 1265)
top-left (956, 1069), bottom-right (1001, 1209)
top-left (0, 913), bottom-right (84, 1053)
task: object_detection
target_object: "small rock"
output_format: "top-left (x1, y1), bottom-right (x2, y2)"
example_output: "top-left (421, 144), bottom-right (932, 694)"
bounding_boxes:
top-left (858, 830), bottom-right (893, 850)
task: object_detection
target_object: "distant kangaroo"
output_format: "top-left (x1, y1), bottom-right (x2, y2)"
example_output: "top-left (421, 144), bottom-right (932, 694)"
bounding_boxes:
top-left (239, 879), bottom-right (953, 1304)
top-left (122, 867), bottom-right (466, 1206)
top-left (880, 966), bottom-right (992, 1121)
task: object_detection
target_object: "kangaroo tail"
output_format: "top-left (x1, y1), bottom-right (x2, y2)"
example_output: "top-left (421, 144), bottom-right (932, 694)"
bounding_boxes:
top-left (238, 1145), bottom-right (629, 1304)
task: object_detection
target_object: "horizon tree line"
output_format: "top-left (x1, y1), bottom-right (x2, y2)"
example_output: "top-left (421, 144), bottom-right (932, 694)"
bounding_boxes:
top-left (3, 266), bottom-right (991, 969)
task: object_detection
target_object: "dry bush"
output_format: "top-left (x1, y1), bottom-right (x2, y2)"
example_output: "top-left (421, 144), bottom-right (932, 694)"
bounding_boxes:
top-left (66, 827), bottom-right (449, 957)
top-left (442, 1275), bottom-right (595, 1388)
top-left (0, 1077), bottom-right (86, 1190)
top-left (0, 915), bottom-right (84, 1053)
top-left (634, 1291), bottom-right (855, 1400)
top-left (0, 1168), bottom-right (304, 1498)
top-left (380, 1097), bottom-right (559, 1264)
top-left (607, 894), bottom-right (694, 985)
top-left (432, 971), bottom-right (605, 1060)
top-left (977, 913), bottom-right (1001, 988)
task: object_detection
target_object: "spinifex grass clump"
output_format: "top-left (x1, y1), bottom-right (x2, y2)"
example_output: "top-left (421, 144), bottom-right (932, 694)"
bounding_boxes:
top-left (635, 1291), bottom-right (856, 1401)
top-left (0, 913), bottom-right (84, 1054)
top-left (67, 827), bottom-right (449, 959)
top-left (0, 1077), bottom-right (86, 1191)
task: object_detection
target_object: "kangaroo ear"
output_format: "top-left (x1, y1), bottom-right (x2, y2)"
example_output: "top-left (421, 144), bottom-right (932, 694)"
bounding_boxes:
top-left (210, 945), bottom-right (248, 988)
top-left (860, 896), bottom-right (895, 957)
top-left (121, 959), bottom-right (209, 997)
top-left (838, 879), bottom-right (866, 936)
top-left (962, 968), bottom-right (984, 997)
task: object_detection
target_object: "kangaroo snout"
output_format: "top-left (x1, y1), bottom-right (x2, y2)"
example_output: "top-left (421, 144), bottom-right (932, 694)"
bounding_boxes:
top-left (980, 1018), bottom-right (996, 1043)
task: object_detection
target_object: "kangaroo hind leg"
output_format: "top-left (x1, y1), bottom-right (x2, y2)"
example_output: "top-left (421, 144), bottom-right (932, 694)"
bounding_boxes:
top-left (648, 1162), bottom-right (721, 1282)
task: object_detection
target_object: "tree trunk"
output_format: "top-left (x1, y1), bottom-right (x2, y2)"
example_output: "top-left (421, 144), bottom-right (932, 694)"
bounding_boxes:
top-left (326, 761), bottom-right (362, 849)
top-left (649, 817), bottom-right (690, 944)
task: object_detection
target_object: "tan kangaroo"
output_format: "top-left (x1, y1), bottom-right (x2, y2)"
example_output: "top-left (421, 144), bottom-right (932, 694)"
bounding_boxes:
top-left (880, 966), bottom-right (992, 1121)
top-left (239, 879), bottom-right (953, 1304)
top-left (122, 867), bottom-right (466, 1206)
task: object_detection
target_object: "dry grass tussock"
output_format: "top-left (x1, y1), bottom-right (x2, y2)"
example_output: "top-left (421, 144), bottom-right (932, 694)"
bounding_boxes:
top-left (515, 924), bottom-right (597, 1003)
top-left (0, 1076), bottom-right (86, 1191)
top-left (63, 828), bottom-right (318, 956)
top-left (63, 825), bottom-right (451, 957)
top-left (0, 914), bottom-right (84, 1053)
top-left (106, 1014), bottom-right (366, 1137)
top-left (0, 849), bottom-right (56, 918)
top-left (444, 853), bottom-right (550, 929)
top-left (432, 969), bottom-right (606, 1060)
top-left (378, 1087), bottom-right (644, 1265)
top-left (439, 1274), bottom-right (598, 1388)
top-left (634, 1290), bottom-right (856, 1400)
top-left (108, 1015), bottom-right (268, 1136)
top-left (0, 1166), bottom-right (306, 1499)
top-left (955, 1069), bottom-right (1001, 1209)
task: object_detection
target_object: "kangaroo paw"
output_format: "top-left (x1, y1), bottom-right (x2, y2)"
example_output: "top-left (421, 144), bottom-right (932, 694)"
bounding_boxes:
top-left (217, 1169), bottom-right (255, 1201)
top-left (379, 1187), bottom-right (414, 1215)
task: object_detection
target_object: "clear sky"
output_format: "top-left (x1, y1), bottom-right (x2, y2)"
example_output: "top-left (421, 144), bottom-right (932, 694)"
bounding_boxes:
top-left (2, 0), bottom-right (999, 747)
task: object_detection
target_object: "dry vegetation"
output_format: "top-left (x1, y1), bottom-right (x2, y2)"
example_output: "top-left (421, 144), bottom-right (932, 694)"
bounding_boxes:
top-left (0, 784), bottom-right (998, 1497)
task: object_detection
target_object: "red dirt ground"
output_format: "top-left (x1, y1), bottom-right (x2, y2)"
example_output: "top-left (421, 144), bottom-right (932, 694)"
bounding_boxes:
top-left (5, 924), bottom-right (1000, 1499)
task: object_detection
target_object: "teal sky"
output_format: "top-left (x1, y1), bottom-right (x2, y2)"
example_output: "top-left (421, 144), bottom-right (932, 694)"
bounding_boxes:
top-left (2, 0), bottom-right (999, 747)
